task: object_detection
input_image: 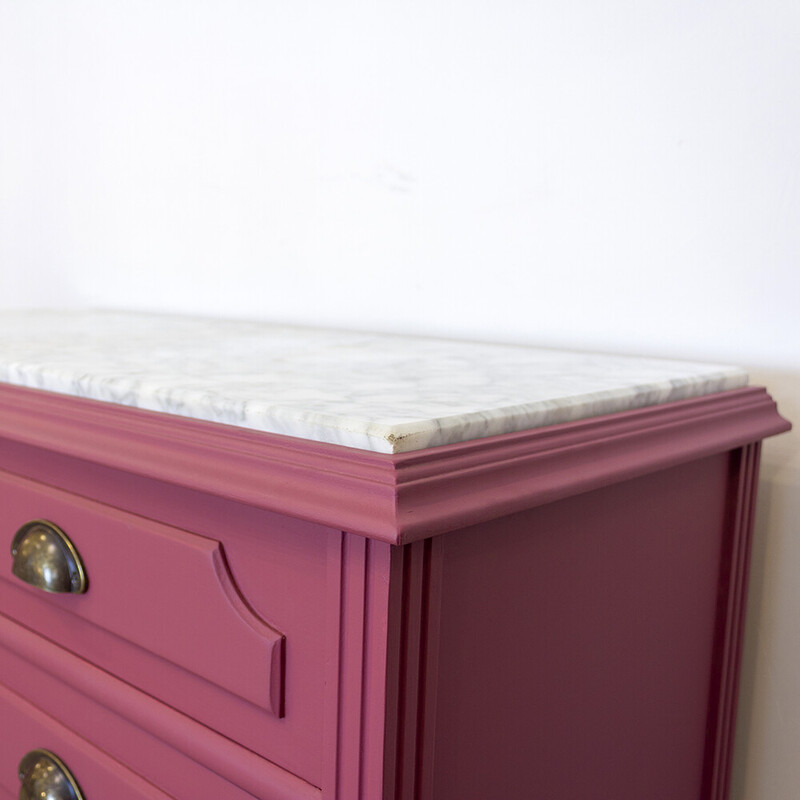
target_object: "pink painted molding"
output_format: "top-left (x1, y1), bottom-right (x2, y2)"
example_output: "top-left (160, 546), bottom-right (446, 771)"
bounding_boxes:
top-left (703, 443), bottom-right (762, 800)
top-left (0, 385), bottom-right (789, 545)
top-left (382, 537), bottom-right (442, 800)
top-left (321, 533), bottom-right (395, 800)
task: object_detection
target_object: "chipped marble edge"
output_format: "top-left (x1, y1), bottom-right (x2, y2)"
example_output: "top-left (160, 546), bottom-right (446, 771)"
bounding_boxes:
top-left (0, 365), bottom-right (749, 454)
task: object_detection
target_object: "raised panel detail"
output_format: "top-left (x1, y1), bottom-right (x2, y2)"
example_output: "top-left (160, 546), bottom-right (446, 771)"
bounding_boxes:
top-left (0, 470), bottom-right (284, 716)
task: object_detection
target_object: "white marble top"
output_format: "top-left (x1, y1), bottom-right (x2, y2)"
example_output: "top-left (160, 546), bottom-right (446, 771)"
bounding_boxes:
top-left (0, 310), bottom-right (747, 454)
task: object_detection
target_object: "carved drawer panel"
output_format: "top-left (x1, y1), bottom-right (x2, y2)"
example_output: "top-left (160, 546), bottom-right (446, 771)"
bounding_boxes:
top-left (1, 469), bottom-right (283, 714)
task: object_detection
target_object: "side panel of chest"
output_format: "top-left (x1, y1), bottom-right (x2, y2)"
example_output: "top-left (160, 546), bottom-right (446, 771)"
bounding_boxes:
top-left (383, 448), bottom-right (760, 800)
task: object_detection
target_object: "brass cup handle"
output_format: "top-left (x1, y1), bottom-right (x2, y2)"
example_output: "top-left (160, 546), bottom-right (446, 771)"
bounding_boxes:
top-left (18, 749), bottom-right (85, 800)
top-left (10, 520), bottom-right (87, 594)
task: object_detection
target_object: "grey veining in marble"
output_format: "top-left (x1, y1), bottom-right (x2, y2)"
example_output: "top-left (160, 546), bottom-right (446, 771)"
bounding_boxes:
top-left (0, 310), bottom-right (748, 453)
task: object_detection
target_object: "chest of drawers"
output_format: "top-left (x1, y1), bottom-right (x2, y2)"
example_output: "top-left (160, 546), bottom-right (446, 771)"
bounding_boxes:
top-left (0, 312), bottom-right (789, 800)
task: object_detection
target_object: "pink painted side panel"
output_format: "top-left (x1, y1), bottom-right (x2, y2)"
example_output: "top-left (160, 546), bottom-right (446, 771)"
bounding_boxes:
top-left (429, 454), bottom-right (733, 800)
top-left (0, 680), bottom-right (172, 800)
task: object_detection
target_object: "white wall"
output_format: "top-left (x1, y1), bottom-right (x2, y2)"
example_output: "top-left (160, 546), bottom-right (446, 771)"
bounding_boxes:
top-left (1, 2), bottom-right (797, 796)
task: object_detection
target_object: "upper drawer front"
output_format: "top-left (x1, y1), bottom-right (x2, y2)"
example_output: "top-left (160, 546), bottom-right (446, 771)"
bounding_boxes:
top-left (0, 681), bottom-right (171, 800)
top-left (0, 469), bottom-right (283, 715)
top-left (0, 467), bottom-right (333, 787)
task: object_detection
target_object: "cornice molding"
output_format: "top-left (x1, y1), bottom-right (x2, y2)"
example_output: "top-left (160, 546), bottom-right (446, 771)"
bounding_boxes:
top-left (0, 385), bottom-right (789, 545)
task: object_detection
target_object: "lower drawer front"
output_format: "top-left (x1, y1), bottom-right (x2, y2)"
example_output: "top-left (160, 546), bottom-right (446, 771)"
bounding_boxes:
top-left (0, 614), bottom-right (321, 800)
top-left (0, 682), bottom-right (170, 800)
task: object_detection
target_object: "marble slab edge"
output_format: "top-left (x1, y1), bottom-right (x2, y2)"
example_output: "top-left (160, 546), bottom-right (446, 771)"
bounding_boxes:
top-left (0, 367), bottom-right (748, 454)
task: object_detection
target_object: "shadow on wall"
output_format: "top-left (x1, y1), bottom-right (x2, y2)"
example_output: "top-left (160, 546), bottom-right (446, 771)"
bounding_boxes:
top-left (731, 368), bottom-right (800, 800)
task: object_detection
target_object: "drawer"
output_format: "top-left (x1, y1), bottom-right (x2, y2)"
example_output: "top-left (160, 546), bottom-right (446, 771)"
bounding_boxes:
top-left (0, 680), bottom-right (171, 800)
top-left (0, 468), bottom-right (334, 787)
top-left (0, 613), bottom-right (321, 800)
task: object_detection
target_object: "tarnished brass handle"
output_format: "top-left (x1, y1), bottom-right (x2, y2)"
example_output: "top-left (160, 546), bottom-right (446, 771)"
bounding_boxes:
top-left (10, 520), bottom-right (87, 594)
top-left (18, 749), bottom-right (85, 800)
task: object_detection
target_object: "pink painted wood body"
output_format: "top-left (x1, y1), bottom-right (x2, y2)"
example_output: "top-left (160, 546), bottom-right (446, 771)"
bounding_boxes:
top-left (0, 383), bottom-right (789, 799)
